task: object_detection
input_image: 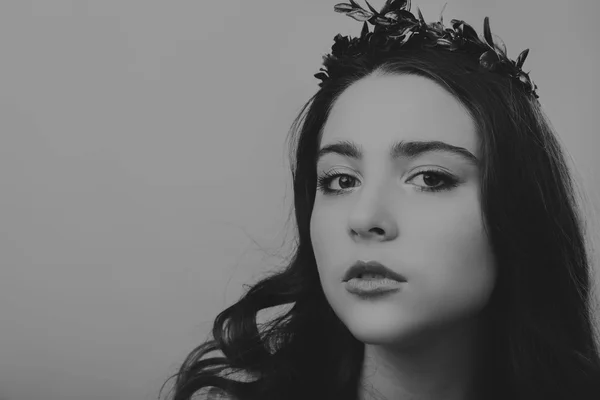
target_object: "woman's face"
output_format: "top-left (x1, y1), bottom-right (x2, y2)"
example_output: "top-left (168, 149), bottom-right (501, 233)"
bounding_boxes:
top-left (310, 73), bottom-right (497, 348)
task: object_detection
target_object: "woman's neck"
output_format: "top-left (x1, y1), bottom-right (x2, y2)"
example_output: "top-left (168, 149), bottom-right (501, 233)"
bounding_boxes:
top-left (358, 316), bottom-right (489, 400)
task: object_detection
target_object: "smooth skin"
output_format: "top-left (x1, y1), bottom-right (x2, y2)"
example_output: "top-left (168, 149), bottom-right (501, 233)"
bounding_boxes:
top-left (310, 73), bottom-right (497, 400)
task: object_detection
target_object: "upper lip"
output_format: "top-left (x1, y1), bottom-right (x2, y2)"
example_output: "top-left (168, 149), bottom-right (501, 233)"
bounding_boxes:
top-left (343, 260), bottom-right (407, 282)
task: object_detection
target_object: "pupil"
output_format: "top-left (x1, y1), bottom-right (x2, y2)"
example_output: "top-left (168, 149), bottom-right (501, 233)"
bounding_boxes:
top-left (423, 173), bottom-right (440, 187)
top-left (340, 176), bottom-right (352, 188)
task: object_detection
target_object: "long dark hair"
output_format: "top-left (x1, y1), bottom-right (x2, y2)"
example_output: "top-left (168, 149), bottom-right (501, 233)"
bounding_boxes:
top-left (159, 46), bottom-right (600, 400)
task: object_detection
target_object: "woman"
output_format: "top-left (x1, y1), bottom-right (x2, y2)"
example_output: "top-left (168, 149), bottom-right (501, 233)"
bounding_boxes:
top-left (160, 1), bottom-right (600, 399)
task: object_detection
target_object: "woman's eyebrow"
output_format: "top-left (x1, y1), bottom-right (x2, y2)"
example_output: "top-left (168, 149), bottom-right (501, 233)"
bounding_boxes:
top-left (317, 139), bottom-right (479, 167)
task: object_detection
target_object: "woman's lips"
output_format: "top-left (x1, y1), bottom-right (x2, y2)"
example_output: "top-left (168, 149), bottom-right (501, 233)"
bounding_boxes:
top-left (343, 260), bottom-right (407, 282)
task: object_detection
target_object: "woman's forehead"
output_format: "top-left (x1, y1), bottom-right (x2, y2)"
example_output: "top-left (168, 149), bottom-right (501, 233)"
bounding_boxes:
top-left (322, 74), bottom-right (478, 156)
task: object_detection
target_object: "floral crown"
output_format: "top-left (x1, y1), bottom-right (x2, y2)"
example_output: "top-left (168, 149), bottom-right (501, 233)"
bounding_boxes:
top-left (314, 0), bottom-right (539, 99)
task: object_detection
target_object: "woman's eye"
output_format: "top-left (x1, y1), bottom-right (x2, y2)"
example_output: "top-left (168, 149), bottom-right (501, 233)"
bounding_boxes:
top-left (410, 172), bottom-right (447, 189)
top-left (405, 170), bottom-right (460, 192)
top-left (316, 172), bottom-right (357, 194)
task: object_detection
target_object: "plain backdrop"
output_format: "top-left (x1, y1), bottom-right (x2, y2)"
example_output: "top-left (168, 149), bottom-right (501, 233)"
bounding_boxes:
top-left (0, 1), bottom-right (599, 399)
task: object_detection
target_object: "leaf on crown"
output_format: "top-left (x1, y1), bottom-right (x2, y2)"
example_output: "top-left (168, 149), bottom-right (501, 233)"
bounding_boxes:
top-left (479, 50), bottom-right (500, 71)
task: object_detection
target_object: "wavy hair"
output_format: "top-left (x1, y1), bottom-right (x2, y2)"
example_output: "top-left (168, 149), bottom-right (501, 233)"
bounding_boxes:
top-left (159, 45), bottom-right (600, 400)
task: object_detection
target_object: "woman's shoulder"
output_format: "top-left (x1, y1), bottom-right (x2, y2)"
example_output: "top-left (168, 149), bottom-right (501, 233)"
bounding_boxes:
top-left (192, 386), bottom-right (236, 400)
top-left (206, 387), bottom-right (235, 400)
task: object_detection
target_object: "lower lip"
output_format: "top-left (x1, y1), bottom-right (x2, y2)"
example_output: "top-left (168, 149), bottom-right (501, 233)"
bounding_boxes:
top-left (344, 277), bottom-right (405, 296)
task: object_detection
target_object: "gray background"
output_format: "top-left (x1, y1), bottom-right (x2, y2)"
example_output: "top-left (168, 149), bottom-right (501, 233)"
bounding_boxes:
top-left (0, 1), bottom-right (599, 399)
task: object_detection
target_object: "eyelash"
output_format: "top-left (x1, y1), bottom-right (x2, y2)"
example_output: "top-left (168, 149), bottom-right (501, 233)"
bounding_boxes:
top-left (316, 169), bottom-right (459, 195)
